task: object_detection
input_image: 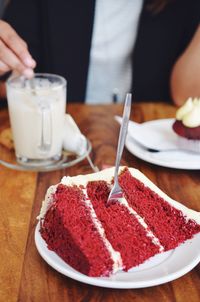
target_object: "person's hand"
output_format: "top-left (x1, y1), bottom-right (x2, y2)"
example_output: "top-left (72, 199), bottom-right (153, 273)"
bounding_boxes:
top-left (0, 20), bottom-right (36, 77)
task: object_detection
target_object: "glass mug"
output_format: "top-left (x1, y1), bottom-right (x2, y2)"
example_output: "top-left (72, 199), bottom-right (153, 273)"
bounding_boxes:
top-left (6, 73), bottom-right (67, 167)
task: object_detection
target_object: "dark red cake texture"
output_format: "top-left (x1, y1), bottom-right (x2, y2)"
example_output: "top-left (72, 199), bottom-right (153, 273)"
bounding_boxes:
top-left (119, 169), bottom-right (200, 250)
top-left (86, 180), bottom-right (159, 271)
top-left (40, 185), bottom-right (114, 277)
top-left (173, 120), bottom-right (200, 139)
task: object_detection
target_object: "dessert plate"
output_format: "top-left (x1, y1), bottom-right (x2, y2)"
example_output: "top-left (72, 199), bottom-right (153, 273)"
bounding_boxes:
top-left (0, 139), bottom-right (93, 172)
top-left (35, 223), bottom-right (200, 289)
top-left (124, 119), bottom-right (200, 170)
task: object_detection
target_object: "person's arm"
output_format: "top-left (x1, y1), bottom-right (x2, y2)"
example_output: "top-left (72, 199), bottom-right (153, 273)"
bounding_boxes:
top-left (170, 25), bottom-right (200, 107)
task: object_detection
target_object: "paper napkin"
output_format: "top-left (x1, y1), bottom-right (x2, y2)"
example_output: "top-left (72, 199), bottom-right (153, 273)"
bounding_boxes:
top-left (63, 114), bottom-right (87, 156)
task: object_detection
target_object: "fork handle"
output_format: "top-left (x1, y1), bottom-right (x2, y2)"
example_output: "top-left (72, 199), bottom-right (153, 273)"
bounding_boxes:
top-left (114, 93), bottom-right (132, 182)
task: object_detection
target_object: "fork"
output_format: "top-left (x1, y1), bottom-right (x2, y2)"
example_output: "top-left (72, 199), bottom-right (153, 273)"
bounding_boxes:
top-left (107, 93), bottom-right (132, 204)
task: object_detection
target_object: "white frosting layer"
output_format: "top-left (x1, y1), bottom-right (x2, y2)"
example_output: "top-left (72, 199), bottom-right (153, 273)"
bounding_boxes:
top-left (38, 167), bottom-right (200, 223)
top-left (118, 197), bottom-right (164, 252)
top-left (82, 189), bottom-right (123, 273)
top-left (60, 167), bottom-right (200, 224)
top-left (176, 97), bottom-right (200, 128)
top-left (37, 185), bottom-right (57, 220)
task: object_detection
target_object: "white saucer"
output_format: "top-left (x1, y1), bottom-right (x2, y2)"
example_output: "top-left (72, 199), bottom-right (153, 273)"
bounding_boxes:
top-left (125, 119), bottom-right (200, 170)
top-left (35, 223), bottom-right (200, 288)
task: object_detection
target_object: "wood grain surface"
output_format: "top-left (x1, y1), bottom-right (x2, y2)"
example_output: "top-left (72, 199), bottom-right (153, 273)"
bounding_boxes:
top-left (0, 103), bottom-right (200, 302)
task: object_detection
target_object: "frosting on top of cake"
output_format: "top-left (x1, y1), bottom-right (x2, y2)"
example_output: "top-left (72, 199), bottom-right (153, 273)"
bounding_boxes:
top-left (61, 167), bottom-right (200, 224)
top-left (176, 98), bottom-right (200, 128)
top-left (38, 167), bottom-right (200, 224)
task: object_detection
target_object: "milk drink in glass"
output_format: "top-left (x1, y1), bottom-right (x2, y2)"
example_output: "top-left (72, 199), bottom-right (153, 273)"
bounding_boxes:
top-left (6, 73), bottom-right (66, 167)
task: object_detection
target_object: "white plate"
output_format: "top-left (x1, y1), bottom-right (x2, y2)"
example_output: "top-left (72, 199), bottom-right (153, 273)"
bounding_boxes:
top-left (35, 223), bottom-right (200, 288)
top-left (125, 119), bottom-right (200, 170)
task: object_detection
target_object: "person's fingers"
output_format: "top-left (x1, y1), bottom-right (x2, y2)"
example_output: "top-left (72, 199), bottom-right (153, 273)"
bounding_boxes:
top-left (12, 67), bottom-right (34, 79)
top-left (0, 20), bottom-right (36, 69)
top-left (0, 39), bottom-right (34, 76)
top-left (0, 60), bottom-right (10, 75)
top-left (23, 68), bottom-right (34, 78)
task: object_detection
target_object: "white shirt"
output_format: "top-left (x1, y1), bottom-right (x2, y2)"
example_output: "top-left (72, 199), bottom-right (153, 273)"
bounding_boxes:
top-left (85, 0), bottom-right (143, 104)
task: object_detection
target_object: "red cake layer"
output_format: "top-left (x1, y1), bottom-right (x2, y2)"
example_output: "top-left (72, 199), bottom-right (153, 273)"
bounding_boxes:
top-left (173, 120), bottom-right (200, 139)
top-left (119, 169), bottom-right (200, 251)
top-left (40, 184), bottom-right (114, 277)
top-left (86, 181), bottom-right (160, 271)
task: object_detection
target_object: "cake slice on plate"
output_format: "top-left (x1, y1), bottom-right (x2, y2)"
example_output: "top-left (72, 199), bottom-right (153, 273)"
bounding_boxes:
top-left (37, 167), bottom-right (200, 277)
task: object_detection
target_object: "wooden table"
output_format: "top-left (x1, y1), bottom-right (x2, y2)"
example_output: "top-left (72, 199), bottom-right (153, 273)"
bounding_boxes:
top-left (0, 103), bottom-right (200, 302)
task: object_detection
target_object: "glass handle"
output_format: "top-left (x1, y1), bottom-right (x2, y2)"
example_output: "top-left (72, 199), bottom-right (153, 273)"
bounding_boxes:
top-left (38, 105), bottom-right (52, 154)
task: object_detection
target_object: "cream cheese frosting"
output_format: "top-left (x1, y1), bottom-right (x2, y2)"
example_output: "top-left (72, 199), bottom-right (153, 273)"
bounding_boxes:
top-left (37, 185), bottom-right (57, 220)
top-left (176, 98), bottom-right (200, 128)
top-left (114, 196), bottom-right (164, 252)
top-left (82, 189), bottom-right (123, 273)
top-left (38, 167), bottom-right (200, 224)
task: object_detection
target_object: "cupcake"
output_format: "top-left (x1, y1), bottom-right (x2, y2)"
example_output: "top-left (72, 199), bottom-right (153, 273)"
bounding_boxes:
top-left (172, 98), bottom-right (200, 153)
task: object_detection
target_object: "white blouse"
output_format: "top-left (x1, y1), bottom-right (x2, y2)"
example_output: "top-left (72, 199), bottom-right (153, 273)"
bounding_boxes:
top-left (85, 0), bottom-right (143, 104)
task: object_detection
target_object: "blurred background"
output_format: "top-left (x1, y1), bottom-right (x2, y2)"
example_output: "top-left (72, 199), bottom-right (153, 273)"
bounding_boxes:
top-left (0, 0), bottom-right (5, 17)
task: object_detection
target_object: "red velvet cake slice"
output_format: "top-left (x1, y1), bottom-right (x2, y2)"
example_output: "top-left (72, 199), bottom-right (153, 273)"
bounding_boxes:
top-left (86, 180), bottom-right (161, 271)
top-left (39, 184), bottom-right (121, 277)
top-left (38, 167), bottom-right (200, 277)
top-left (119, 168), bottom-right (200, 251)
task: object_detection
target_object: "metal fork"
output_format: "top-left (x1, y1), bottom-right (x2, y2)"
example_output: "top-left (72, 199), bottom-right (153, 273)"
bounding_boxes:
top-left (107, 93), bottom-right (132, 204)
